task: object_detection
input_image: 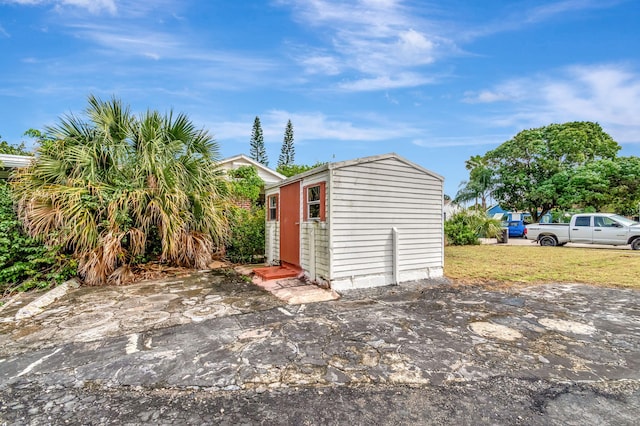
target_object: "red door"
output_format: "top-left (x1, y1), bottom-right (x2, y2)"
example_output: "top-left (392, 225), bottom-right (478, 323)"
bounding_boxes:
top-left (279, 181), bottom-right (300, 267)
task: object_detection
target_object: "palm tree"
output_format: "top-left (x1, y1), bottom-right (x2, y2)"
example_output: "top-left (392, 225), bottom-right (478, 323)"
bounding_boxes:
top-left (11, 95), bottom-right (229, 285)
top-left (454, 155), bottom-right (494, 210)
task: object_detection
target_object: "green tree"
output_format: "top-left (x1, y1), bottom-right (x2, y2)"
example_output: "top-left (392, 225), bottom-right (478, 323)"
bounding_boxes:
top-left (276, 161), bottom-right (326, 178)
top-left (486, 122), bottom-right (619, 221)
top-left (278, 119), bottom-right (295, 168)
top-left (249, 116), bottom-right (268, 166)
top-left (11, 95), bottom-right (229, 286)
top-left (563, 156), bottom-right (640, 215)
top-left (607, 156), bottom-right (640, 215)
top-left (0, 135), bottom-right (30, 156)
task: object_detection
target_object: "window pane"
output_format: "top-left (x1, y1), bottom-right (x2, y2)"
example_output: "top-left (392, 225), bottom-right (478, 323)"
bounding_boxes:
top-left (602, 217), bottom-right (615, 227)
top-left (309, 203), bottom-right (320, 218)
top-left (575, 216), bottom-right (591, 227)
top-left (268, 196), bottom-right (277, 220)
top-left (308, 185), bottom-right (320, 202)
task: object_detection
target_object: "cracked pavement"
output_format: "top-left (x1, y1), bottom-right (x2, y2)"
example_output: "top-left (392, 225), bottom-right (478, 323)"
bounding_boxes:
top-left (1, 270), bottom-right (639, 424)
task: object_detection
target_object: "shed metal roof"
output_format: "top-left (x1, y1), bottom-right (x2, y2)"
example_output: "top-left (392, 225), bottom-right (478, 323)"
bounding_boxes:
top-left (266, 152), bottom-right (443, 190)
top-left (0, 154), bottom-right (34, 168)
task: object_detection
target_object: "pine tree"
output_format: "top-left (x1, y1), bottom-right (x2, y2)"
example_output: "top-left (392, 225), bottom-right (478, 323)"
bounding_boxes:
top-left (249, 116), bottom-right (268, 166)
top-left (278, 120), bottom-right (295, 168)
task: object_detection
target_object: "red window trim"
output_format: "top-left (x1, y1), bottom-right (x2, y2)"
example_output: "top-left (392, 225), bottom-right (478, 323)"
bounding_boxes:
top-left (303, 182), bottom-right (326, 222)
top-left (267, 194), bottom-right (279, 221)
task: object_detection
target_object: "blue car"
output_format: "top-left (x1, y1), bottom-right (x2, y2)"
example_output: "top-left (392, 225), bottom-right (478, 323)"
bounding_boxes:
top-left (506, 220), bottom-right (527, 237)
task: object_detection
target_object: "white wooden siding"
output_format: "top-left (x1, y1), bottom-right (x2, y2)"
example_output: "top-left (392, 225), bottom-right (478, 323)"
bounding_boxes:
top-left (299, 172), bottom-right (330, 279)
top-left (300, 222), bottom-right (330, 279)
top-left (264, 188), bottom-right (281, 265)
top-left (265, 221), bottom-right (280, 265)
top-left (330, 157), bottom-right (442, 279)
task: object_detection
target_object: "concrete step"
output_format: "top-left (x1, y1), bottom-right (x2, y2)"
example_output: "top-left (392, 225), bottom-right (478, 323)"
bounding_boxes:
top-left (253, 265), bottom-right (300, 280)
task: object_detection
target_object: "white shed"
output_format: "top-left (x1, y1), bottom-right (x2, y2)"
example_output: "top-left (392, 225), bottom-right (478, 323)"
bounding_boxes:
top-left (262, 153), bottom-right (444, 291)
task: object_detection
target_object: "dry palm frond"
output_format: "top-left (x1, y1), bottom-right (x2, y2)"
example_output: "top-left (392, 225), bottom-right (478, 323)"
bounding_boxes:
top-left (127, 227), bottom-right (146, 258)
top-left (108, 264), bottom-right (136, 286)
top-left (101, 231), bottom-right (126, 270)
top-left (79, 246), bottom-right (108, 286)
top-left (169, 230), bottom-right (213, 269)
top-left (78, 232), bottom-right (127, 285)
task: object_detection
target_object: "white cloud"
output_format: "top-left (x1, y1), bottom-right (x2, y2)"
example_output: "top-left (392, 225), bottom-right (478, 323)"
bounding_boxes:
top-left (278, 0), bottom-right (450, 91)
top-left (211, 110), bottom-right (419, 143)
top-left (60, 22), bottom-right (278, 87)
top-left (412, 134), bottom-right (512, 148)
top-left (465, 90), bottom-right (509, 103)
top-left (338, 73), bottom-right (434, 91)
top-left (69, 24), bottom-right (179, 59)
top-left (460, 0), bottom-right (626, 40)
top-left (523, 0), bottom-right (624, 24)
top-left (463, 81), bottom-right (529, 103)
top-left (468, 64), bottom-right (640, 144)
top-left (301, 55), bottom-right (341, 75)
top-left (2, 0), bottom-right (43, 4)
top-left (265, 110), bottom-right (415, 141)
top-left (278, 0), bottom-right (627, 94)
top-left (4, 0), bottom-right (116, 14)
top-left (397, 29), bottom-right (435, 64)
top-left (277, 0), bottom-right (627, 94)
top-left (385, 92), bottom-right (399, 105)
top-left (62, 0), bottom-right (116, 14)
top-left (3, 0), bottom-right (181, 16)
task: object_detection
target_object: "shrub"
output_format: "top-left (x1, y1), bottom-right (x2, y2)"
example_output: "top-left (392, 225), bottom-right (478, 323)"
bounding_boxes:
top-left (444, 210), bottom-right (502, 246)
top-left (224, 165), bottom-right (267, 263)
top-left (0, 182), bottom-right (76, 293)
top-left (444, 221), bottom-right (480, 246)
top-left (225, 206), bottom-right (265, 263)
top-left (227, 165), bottom-right (264, 201)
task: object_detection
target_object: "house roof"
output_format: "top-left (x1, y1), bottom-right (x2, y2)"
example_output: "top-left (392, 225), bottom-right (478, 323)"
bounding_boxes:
top-left (267, 152), bottom-right (444, 189)
top-left (486, 205), bottom-right (507, 214)
top-left (0, 154), bottom-right (34, 168)
top-left (218, 154), bottom-right (285, 185)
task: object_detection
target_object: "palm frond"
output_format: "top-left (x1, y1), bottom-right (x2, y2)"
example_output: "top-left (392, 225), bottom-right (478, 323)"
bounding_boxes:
top-left (14, 95), bottom-right (230, 285)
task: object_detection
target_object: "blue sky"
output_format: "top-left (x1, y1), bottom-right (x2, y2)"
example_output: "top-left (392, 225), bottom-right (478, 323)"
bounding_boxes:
top-left (1, 0), bottom-right (639, 196)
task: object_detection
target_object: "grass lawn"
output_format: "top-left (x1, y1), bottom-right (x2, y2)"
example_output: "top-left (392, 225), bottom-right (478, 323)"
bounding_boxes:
top-left (445, 245), bottom-right (640, 289)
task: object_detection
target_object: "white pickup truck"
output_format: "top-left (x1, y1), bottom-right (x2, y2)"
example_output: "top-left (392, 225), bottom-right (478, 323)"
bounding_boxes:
top-left (526, 213), bottom-right (640, 250)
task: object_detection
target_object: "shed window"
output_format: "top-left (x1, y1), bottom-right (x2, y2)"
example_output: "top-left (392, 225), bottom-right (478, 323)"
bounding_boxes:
top-left (304, 182), bottom-right (326, 221)
top-left (267, 195), bottom-right (279, 221)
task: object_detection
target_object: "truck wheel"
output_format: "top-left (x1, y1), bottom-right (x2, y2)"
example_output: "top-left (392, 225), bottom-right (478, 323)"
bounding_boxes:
top-left (539, 235), bottom-right (557, 247)
top-left (631, 238), bottom-right (640, 250)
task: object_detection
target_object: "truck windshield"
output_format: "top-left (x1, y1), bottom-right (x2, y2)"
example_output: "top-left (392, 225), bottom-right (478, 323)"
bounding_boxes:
top-left (610, 215), bottom-right (638, 226)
